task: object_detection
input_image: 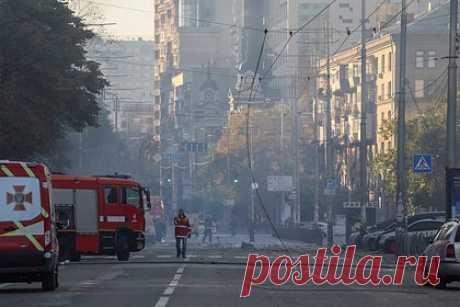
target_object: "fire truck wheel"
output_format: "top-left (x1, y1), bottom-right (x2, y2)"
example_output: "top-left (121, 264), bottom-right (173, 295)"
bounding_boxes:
top-left (41, 268), bottom-right (58, 291)
top-left (116, 235), bottom-right (130, 261)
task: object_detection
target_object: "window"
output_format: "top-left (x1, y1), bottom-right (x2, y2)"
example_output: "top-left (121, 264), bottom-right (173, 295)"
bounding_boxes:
top-left (380, 142), bottom-right (385, 154)
top-left (416, 51), bottom-right (424, 68)
top-left (122, 187), bottom-right (141, 207)
top-left (387, 81), bottom-right (392, 98)
top-left (415, 80), bottom-right (425, 98)
top-left (455, 226), bottom-right (460, 242)
top-left (387, 111), bottom-right (392, 120)
top-left (388, 52), bottom-right (392, 71)
top-left (434, 224), bottom-right (455, 241)
top-left (381, 83), bottom-right (385, 100)
top-left (409, 221), bottom-right (443, 232)
top-left (381, 54), bottom-right (385, 74)
top-left (428, 51), bottom-right (436, 68)
top-left (104, 187), bottom-right (118, 204)
top-left (381, 112), bottom-right (385, 126)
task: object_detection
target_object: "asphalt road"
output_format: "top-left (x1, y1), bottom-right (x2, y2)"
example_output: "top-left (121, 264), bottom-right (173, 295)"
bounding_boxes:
top-left (1, 238), bottom-right (459, 307)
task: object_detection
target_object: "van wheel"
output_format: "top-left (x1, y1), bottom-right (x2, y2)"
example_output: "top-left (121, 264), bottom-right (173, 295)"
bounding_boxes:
top-left (42, 268), bottom-right (58, 291)
top-left (116, 235), bottom-right (130, 261)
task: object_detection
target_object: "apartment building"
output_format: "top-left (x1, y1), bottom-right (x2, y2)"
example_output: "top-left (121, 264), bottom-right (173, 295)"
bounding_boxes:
top-left (316, 3), bottom-right (450, 206)
top-left (87, 37), bottom-right (155, 138)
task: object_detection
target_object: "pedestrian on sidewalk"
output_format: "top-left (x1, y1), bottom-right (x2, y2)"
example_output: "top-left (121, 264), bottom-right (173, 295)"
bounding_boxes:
top-left (174, 209), bottom-right (191, 258)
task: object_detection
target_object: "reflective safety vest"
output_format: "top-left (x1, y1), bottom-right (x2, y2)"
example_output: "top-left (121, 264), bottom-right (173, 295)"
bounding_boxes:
top-left (174, 216), bottom-right (191, 238)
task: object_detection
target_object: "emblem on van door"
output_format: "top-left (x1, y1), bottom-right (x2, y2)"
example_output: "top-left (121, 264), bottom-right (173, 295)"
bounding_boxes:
top-left (6, 185), bottom-right (32, 211)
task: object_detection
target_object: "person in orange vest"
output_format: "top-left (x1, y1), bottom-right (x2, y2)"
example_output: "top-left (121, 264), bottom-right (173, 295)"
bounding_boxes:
top-left (174, 209), bottom-right (191, 258)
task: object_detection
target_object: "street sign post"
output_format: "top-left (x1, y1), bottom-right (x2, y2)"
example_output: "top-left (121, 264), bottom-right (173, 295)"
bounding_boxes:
top-left (413, 154), bottom-right (432, 173)
top-left (324, 178), bottom-right (337, 196)
top-left (267, 176), bottom-right (293, 192)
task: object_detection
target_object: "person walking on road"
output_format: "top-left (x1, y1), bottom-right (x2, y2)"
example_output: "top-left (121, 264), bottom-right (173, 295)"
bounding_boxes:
top-left (174, 209), bottom-right (191, 258)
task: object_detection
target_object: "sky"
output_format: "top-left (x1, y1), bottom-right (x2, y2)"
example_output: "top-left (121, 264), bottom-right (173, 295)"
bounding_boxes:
top-left (78, 0), bottom-right (154, 39)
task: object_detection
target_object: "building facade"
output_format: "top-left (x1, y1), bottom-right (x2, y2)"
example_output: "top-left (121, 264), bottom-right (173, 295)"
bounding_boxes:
top-left (316, 3), bottom-right (451, 220)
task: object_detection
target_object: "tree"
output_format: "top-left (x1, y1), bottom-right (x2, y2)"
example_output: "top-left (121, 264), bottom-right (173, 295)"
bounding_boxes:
top-left (371, 102), bottom-right (452, 213)
top-left (0, 0), bottom-right (107, 159)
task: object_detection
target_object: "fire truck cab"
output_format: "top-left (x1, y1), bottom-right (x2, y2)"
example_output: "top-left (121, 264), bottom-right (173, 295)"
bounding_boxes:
top-left (52, 174), bottom-right (150, 261)
top-left (0, 161), bottom-right (59, 291)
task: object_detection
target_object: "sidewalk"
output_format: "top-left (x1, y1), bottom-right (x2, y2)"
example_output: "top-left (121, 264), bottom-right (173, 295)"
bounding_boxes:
top-left (157, 233), bottom-right (318, 252)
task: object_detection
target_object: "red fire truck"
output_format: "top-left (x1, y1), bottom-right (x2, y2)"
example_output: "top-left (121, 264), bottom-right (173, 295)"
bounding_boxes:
top-left (0, 161), bottom-right (59, 291)
top-left (52, 174), bottom-right (150, 261)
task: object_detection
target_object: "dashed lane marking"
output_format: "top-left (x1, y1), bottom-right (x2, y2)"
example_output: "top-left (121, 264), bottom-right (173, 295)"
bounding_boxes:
top-left (154, 296), bottom-right (170, 307)
top-left (154, 264), bottom-right (186, 307)
top-left (163, 286), bottom-right (175, 295)
top-left (0, 284), bottom-right (11, 289)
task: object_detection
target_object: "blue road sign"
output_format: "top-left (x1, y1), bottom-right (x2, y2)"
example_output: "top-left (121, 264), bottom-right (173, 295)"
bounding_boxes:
top-left (324, 177), bottom-right (337, 196)
top-left (413, 154), bottom-right (432, 173)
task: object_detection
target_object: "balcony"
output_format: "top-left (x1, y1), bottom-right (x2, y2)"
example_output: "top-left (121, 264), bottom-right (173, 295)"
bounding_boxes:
top-left (333, 65), bottom-right (352, 96)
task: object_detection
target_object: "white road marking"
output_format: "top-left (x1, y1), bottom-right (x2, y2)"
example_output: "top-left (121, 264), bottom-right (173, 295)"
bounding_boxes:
top-left (154, 265), bottom-right (185, 307)
top-left (154, 296), bottom-right (170, 307)
top-left (172, 274), bottom-right (182, 281)
top-left (157, 255), bottom-right (172, 258)
top-left (80, 280), bottom-right (97, 287)
top-left (0, 284), bottom-right (11, 289)
top-left (163, 287), bottom-right (175, 295)
top-left (208, 255), bottom-right (223, 259)
top-left (234, 256), bottom-right (249, 259)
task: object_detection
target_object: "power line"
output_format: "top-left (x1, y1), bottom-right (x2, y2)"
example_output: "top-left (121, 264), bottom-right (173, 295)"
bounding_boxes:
top-left (333, 0), bottom-right (388, 55)
top-left (81, 0), bottom-right (153, 14)
top-left (260, 0), bottom-right (338, 81)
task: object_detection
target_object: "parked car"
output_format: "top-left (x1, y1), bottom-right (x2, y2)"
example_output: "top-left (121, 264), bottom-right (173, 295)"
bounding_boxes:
top-left (370, 213), bottom-right (445, 251)
top-left (378, 219), bottom-right (444, 254)
top-left (363, 222), bottom-right (395, 251)
top-left (423, 219), bottom-right (460, 288)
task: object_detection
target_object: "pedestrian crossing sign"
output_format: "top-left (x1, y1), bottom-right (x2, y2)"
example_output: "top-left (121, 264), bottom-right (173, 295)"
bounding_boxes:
top-left (413, 154), bottom-right (432, 173)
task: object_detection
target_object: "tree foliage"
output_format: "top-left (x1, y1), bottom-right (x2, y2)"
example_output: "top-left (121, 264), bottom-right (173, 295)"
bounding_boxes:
top-left (0, 0), bottom-right (107, 159)
top-left (372, 103), bottom-right (450, 213)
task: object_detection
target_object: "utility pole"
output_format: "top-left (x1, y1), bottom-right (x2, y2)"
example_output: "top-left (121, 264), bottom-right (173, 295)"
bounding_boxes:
top-left (359, 0), bottom-right (368, 224)
top-left (313, 98), bottom-right (320, 224)
top-left (325, 15), bottom-right (334, 246)
top-left (446, 0), bottom-right (458, 220)
top-left (113, 95), bottom-right (119, 132)
top-left (292, 76), bottom-right (301, 225)
top-left (249, 124), bottom-right (255, 243)
top-left (396, 0), bottom-right (408, 227)
top-left (171, 144), bottom-right (177, 216)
